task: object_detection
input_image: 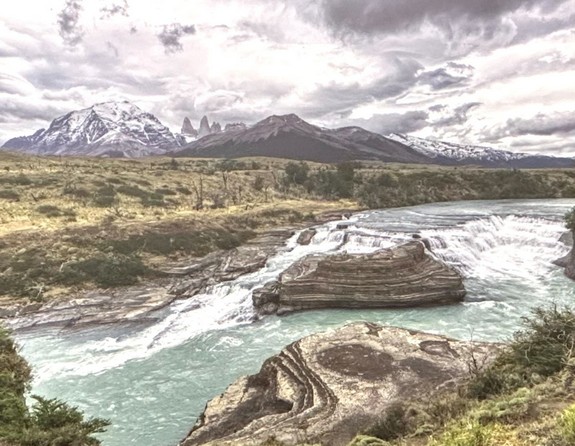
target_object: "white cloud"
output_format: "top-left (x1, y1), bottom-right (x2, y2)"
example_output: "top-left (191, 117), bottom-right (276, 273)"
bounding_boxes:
top-left (0, 0), bottom-right (573, 156)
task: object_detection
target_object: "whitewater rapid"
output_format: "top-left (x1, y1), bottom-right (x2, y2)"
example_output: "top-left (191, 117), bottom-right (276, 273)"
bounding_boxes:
top-left (15, 199), bottom-right (575, 446)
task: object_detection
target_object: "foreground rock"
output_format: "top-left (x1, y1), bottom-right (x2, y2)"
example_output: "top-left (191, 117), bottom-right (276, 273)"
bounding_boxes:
top-left (253, 241), bottom-right (465, 315)
top-left (554, 230), bottom-right (575, 280)
top-left (2, 229), bottom-right (295, 331)
top-left (181, 322), bottom-right (497, 446)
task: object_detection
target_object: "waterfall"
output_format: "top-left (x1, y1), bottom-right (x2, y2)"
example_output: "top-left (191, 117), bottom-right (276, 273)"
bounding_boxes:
top-left (19, 212), bottom-right (570, 382)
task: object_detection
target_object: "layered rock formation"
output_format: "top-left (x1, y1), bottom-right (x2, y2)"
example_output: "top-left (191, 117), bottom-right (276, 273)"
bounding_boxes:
top-left (181, 322), bottom-right (497, 446)
top-left (253, 241), bottom-right (465, 315)
top-left (2, 229), bottom-right (295, 331)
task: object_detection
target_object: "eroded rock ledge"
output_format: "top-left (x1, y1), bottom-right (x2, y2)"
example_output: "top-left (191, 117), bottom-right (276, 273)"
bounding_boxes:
top-left (2, 228), bottom-right (295, 331)
top-left (253, 241), bottom-right (465, 316)
top-left (181, 322), bottom-right (497, 446)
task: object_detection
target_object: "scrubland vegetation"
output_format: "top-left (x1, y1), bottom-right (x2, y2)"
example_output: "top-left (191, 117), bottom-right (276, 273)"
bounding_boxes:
top-left (1, 153), bottom-right (575, 302)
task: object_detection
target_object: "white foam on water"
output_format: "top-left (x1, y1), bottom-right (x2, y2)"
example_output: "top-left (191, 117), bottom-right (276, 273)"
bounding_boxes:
top-left (19, 211), bottom-right (571, 384)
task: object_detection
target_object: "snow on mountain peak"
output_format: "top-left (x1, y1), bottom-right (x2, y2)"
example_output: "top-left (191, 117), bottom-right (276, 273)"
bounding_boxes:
top-left (2, 101), bottom-right (183, 157)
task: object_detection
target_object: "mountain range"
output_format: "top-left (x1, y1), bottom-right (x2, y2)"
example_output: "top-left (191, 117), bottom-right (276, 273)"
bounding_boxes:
top-left (3, 101), bottom-right (184, 157)
top-left (3, 101), bottom-right (573, 168)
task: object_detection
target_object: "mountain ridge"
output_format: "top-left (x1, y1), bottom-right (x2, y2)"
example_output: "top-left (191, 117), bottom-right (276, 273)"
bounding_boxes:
top-left (3, 103), bottom-right (573, 168)
top-left (2, 101), bottom-right (184, 157)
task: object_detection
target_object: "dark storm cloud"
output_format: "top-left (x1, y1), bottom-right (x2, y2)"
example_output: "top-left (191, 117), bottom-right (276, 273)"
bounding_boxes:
top-left (318, 0), bottom-right (567, 36)
top-left (157, 23), bottom-right (197, 53)
top-left (485, 111), bottom-right (575, 141)
top-left (418, 62), bottom-right (474, 90)
top-left (352, 110), bottom-right (430, 135)
top-left (506, 112), bottom-right (575, 136)
top-left (0, 99), bottom-right (62, 124)
top-left (432, 102), bottom-right (481, 127)
top-left (304, 57), bottom-right (423, 117)
top-left (101, 1), bottom-right (129, 19)
top-left (58, 0), bottom-right (84, 46)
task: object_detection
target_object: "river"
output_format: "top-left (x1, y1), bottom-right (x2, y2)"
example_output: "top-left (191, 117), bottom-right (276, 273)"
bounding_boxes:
top-left (15, 199), bottom-right (575, 445)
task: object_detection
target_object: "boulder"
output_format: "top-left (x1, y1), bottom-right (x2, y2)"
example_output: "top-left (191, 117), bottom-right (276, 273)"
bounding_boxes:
top-left (253, 241), bottom-right (465, 316)
top-left (296, 228), bottom-right (317, 245)
top-left (181, 322), bottom-right (497, 446)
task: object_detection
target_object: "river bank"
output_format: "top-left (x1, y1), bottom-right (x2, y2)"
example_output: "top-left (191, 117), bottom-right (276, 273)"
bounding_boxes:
top-left (11, 199), bottom-right (575, 446)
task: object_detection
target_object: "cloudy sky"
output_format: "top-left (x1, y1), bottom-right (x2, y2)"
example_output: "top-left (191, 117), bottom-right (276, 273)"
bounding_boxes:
top-left (1, 0), bottom-right (574, 154)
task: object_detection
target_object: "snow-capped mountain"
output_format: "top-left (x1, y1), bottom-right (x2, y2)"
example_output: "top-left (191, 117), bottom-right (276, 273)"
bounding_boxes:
top-left (2, 101), bottom-right (184, 157)
top-left (388, 133), bottom-right (575, 168)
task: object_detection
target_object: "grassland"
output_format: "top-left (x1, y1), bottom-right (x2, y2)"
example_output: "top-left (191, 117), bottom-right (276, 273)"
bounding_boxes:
top-left (0, 152), bottom-right (574, 303)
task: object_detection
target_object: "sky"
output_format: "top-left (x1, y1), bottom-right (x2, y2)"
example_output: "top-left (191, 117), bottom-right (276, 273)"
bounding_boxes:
top-left (1, 0), bottom-right (574, 155)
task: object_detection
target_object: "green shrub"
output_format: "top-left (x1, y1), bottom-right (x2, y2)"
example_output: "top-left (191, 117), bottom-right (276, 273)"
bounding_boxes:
top-left (467, 306), bottom-right (575, 399)
top-left (565, 207), bottom-right (575, 232)
top-left (0, 190), bottom-right (20, 201)
top-left (364, 403), bottom-right (411, 441)
top-left (430, 420), bottom-right (495, 446)
top-left (35, 205), bottom-right (62, 218)
top-left (117, 184), bottom-right (150, 199)
top-left (559, 404), bottom-right (575, 443)
top-left (0, 328), bottom-right (110, 444)
top-left (59, 254), bottom-right (150, 287)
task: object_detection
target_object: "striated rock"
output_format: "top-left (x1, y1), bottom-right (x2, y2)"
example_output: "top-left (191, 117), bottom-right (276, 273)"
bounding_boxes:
top-left (296, 228), bottom-right (317, 245)
top-left (3, 229), bottom-right (295, 331)
top-left (182, 117), bottom-right (198, 136)
top-left (253, 241), bottom-right (465, 316)
top-left (181, 322), bottom-right (497, 446)
top-left (169, 228), bottom-right (295, 298)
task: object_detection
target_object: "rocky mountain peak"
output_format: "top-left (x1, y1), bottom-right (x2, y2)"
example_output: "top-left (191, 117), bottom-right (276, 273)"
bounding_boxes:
top-left (198, 116), bottom-right (211, 138)
top-left (2, 101), bottom-right (183, 157)
top-left (181, 117), bottom-right (197, 136)
top-left (210, 122), bottom-right (222, 134)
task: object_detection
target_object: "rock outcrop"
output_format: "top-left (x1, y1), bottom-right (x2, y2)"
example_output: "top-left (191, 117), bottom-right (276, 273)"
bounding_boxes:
top-left (181, 322), bottom-right (497, 446)
top-left (253, 241), bottom-right (465, 315)
top-left (554, 230), bottom-right (575, 280)
top-left (3, 229), bottom-right (295, 331)
top-left (198, 116), bottom-right (211, 138)
top-left (210, 122), bottom-right (222, 134)
top-left (181, 117), bottom-right (198, 137)
top-left (296, 228), bottom-right (317, 245)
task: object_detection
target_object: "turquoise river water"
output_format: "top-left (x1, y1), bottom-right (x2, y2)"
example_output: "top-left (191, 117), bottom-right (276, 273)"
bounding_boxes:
top-left (15, 199), bottom-right (575, 445)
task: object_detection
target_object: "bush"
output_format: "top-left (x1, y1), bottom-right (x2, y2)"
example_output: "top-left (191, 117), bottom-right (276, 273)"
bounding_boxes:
top-left (35, 205), bottom-right (62, 218)
top-left (559, 404), bottom-right (575, 443)
top-left (60, 254), bottom-right (150, 287)
top-left (0, 328), bottom-right (109, 445)
top-left (467, 306), bottom-right (575, 399)
top-left (0, 190), bottom-right (20, 201)
top-left (365, 403), bottom-right (411, 441)
top-left (430, 420), bottom-right (495, 446)
top-left (565, 207), bottom-right (575, 232)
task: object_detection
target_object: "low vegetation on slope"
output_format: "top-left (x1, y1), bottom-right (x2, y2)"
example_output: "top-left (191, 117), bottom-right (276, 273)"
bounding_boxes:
top-left (0, 327), bottom-right (109, 445)
top-left (1, 153), bottom-right (575, 302)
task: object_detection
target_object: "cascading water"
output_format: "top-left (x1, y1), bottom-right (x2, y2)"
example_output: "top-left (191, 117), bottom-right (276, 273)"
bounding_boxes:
top-left (14, 199), bottom-right (575, 446)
